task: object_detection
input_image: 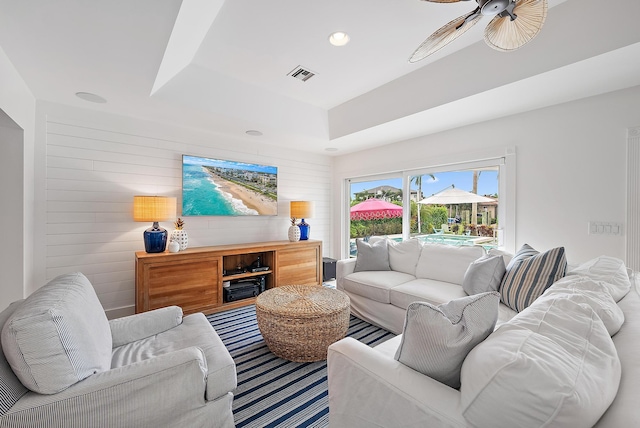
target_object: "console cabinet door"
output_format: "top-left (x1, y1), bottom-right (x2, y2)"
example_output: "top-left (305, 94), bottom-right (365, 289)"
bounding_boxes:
top-left (276, 247), bottom-right (320, 286)
top-left (137, 256), bottom-right (221, 315)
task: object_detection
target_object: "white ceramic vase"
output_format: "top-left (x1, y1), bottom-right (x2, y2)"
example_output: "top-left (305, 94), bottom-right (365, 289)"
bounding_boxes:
top-left (171, 229), bottom-right (189, 250)
top-left (288, 225), bottom-right (300, 242)
top-left (168, 240), bottom-right (180, 253)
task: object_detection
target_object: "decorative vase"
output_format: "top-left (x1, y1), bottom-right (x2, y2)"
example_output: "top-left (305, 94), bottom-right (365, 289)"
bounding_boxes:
top-left (168, 240), bottom-right (180, 253)
top-left (170, 229), bottom-right (188, 250)
top-left (298, 219), bottom-right (310, 240)
top-left (288, 225), bottom-right (300, 242)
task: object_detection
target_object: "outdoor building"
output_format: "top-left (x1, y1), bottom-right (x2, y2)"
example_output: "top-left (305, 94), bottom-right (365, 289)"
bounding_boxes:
top-left (354, 186), bottom-right (402, 202)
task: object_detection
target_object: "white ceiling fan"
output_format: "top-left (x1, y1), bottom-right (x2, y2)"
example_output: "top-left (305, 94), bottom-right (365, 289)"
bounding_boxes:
top-left (410, 0), bottom-right (548, 63)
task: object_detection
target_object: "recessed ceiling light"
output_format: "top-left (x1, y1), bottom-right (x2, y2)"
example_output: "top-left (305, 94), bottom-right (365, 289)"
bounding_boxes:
top-left (329, 32), bottom-right (350, 47)
top-left (75, 92), bottom-right (107, 103)
top-left (325, 147), bottom-right (338, 152)
top-left (246, 130), bottom-right (263, 136)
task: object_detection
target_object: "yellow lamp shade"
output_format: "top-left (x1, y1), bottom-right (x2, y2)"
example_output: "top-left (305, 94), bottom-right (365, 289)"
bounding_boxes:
top-left (133, 196), bottom-right (177, 222)
top-left (290, 201), bottom-right (314, 219)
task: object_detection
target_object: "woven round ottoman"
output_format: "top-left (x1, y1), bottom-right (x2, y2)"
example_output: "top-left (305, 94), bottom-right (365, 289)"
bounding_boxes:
top-left (256, 285), bottom-right (350, 362)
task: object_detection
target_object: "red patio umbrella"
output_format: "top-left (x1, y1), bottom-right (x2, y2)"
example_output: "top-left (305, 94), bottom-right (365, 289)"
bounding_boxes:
top-left (350, 199), bottom-right (403, 221)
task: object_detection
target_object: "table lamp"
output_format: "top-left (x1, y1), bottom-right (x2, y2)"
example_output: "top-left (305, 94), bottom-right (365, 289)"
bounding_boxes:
top-left (290, 201), bottom-right (314, 240)
top-left (133, 196), bottom-right (177, 253)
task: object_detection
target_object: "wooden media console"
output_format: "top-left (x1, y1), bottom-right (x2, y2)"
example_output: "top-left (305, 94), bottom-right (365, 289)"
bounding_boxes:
top-left (135, 240), bottom-right (322, 315)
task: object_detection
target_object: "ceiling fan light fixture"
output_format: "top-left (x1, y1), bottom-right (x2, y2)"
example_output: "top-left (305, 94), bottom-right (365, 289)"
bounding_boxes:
top-left (480, 0), bottom-right (511, 16)
top-left (329, 31), bottom-right (350, 47)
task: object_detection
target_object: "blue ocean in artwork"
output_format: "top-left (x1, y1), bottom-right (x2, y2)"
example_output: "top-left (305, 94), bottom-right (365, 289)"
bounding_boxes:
top-left (182, 155), bottom-right (278, 216)
top-left (182, 163), bottom-right (243, 216)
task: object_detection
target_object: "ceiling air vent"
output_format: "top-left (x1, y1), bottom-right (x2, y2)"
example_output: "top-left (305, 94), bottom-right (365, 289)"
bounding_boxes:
top-left (288, 66), bottom-right (316, 82)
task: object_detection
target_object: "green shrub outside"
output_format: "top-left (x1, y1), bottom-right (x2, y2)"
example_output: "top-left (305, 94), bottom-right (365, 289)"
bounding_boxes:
top-left (349, 203), bottom-right (451, 238)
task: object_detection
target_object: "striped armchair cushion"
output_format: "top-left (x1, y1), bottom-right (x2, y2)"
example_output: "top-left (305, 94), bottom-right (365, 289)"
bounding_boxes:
top-left (1, 273), bottom-right (112, 394)
top-left (500, 244), bottom-right (567, 312)
top-left (0, 301), bottom-right (28, 416)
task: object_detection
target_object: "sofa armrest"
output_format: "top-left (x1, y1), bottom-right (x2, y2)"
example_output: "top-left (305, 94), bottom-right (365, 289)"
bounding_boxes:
top-left (327, 337), bottom-right (469, 428)
top-left (6, 347), bottom-right (212, 425)
top-left (337, 258), bottom-right (357, 290)
top-left (109, 306), bottom-right (183, 347)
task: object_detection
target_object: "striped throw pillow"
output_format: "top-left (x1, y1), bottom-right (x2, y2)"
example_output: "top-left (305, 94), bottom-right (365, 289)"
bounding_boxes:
top-left (500, 244), bottom-right (567, 312)
top-left (394, 292), bottom-right (500, 389)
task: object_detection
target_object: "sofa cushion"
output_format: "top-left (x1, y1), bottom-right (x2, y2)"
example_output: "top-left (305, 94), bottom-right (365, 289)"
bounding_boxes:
top-left (0, 300), bottom-right (28, 415)
top-left (567, 255), bottom-right (631, 302)
top-left (111, 312), bottom-right (236, 401)
top-left (462, 255), bottom-right (506, 296)
top-left (1, 272), bottom-right (112, 394)
top-left (487, 248), bottom-right (513, 266)
top-left (415, 244), bottom-right (485, 285)
top-left (389, 279), bottom-right (467, 309)
top-left (461, 297), bottom-right (620, 428)
top-left (354, 239), bottom-right (391, 272)
top-left (388, 238), bottom-right (423, 276)
top-left (541, 276), bottom-right (624, 336)
top-left (594, 279), bottom-right (640, 427)
top-left (395, 292), bottom-right (499, 389)
top-left (342, 271), bottom-right (416, 304)
top-left (500, 244), bottom-right (567, 312)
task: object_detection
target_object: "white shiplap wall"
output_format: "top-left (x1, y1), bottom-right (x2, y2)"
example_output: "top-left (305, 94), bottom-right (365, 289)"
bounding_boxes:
top-left (43, 110), bottom-right (332, 317)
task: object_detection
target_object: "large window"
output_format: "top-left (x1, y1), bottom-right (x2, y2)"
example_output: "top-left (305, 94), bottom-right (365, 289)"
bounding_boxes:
top-left (347, 174), bottom-right (403, 257)
top-left (344, 154), bottom-right (514, 258)
top-left (407, 166), bottom-right (499, 248)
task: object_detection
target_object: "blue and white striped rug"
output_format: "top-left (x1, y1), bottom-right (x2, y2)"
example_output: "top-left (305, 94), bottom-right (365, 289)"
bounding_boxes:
top-left (207, 305), bottom-right (394, 428)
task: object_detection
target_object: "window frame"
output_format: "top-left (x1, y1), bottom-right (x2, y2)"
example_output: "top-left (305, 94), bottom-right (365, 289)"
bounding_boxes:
top-left (343, 148), bottom-right (515, 258)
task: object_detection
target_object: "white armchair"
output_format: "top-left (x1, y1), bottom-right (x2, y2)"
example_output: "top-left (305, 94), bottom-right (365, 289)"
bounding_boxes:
top-left (0, 272), bottom-right (236, 427)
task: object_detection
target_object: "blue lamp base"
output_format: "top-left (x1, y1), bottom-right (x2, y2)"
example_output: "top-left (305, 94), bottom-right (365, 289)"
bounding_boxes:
top-left (143, 222), bottom-right (168, 253)
top-left (298, 219), bottom-right (310, 240)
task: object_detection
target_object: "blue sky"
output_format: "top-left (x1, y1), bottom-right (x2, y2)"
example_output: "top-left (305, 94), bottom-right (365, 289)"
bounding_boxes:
top-left (350, 170), bottom-right (498, 199)
top-left (183, 155), bottom-right (277, 174)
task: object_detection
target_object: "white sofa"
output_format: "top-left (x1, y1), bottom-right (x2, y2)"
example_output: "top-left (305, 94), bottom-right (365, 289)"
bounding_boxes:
top-left (337, 240), bottom-right (517, 335)
top-left (330, 239), bottom-right (639, 427)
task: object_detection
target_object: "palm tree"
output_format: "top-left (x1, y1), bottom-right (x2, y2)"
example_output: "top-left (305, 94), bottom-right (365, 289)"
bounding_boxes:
top-left (472, 170), bottom-right (482, 225)
top-left (411, 174), bottom-right (435, 234)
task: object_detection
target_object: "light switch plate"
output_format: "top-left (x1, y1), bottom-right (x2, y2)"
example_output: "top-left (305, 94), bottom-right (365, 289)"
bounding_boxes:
top-left (588, 221), bottom-right (623, 235)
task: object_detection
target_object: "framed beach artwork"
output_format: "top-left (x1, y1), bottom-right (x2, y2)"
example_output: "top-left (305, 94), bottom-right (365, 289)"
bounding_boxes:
top-left (181, 155), bottom-right (278, 216)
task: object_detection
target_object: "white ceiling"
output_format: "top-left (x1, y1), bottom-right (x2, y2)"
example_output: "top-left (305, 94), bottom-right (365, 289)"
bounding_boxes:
top-left (1, 0), bottom-right (639, 155)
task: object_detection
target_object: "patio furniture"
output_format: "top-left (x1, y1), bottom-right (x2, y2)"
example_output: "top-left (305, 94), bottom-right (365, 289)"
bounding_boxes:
top-left (441, 224), bottom-right (454, 234)
top-left (256, 285), bottom-right (350, 362)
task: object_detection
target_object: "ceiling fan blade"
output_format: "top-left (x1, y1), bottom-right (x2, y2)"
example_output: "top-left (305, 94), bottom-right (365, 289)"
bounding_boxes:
top-left (484, 0), bottom-right (548, 52)
top-left (409, 11), bottom-right (483, 63)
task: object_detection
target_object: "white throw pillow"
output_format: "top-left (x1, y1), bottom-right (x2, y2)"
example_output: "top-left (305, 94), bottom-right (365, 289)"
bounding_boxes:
top-left (460, 298), bottom-right (620, 428)
top-left (462, 255), bottom-right (506, 296)
top-left (388, 238), bottom-right (422, 276)
top-left (353, 239), bottom-right (391, 272)
top-left (500, 244), bottom-right (567, 312)
top-left (1, 272), bottom-right (112, 394)
top-left (567, 255), bottom-right (631, 302)
top-left (541, 275), bottom-right (624, 336)
top-left (394, 292), bottom-right (499, 389)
